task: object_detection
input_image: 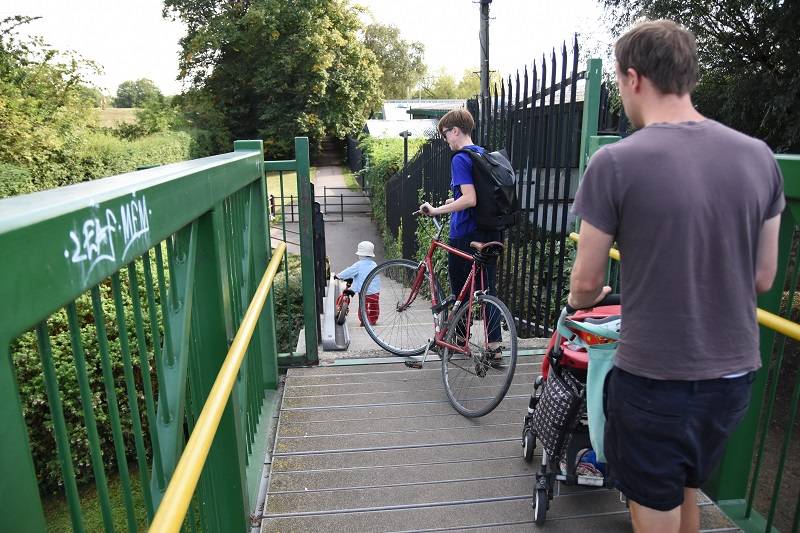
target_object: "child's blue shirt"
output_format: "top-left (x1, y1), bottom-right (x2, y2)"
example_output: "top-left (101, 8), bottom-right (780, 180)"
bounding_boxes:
top-left (338, 258), bottom-right (380, 294)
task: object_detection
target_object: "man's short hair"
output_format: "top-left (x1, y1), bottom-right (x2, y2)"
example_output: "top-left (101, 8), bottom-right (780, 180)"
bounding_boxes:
top-left (615, 19), bottom-right (699, 95)
top-left (438, 109), bottom-right (475, 136)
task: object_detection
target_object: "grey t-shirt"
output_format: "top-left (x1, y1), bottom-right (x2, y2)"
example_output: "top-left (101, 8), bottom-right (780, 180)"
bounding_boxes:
top-left (572, 120), bottom-right (784, 380)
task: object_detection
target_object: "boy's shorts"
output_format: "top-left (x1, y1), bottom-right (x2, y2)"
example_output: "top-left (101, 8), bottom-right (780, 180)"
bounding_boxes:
top-left (604, 367), bottom-right (754, 511)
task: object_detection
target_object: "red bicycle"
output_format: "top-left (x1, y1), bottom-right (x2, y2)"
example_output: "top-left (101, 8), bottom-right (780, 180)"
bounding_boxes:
top-left (358, 213), bottom-right (518, 417)
top-left (333, 277), bottom-right (354, 325)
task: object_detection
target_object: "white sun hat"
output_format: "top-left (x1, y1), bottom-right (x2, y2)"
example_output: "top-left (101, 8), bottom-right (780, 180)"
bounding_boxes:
top-left (356, 241), bottom-right (375, 257)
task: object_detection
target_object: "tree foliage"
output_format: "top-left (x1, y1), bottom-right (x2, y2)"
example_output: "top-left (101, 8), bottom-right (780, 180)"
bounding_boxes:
top-left (0, 16), bottom-right (193, 198)
top-left (163, 0), bottom-right (383, 157)
top-left (362, 22), bottom-right (426, 99)
top-left (418, 68), bottom-right (502, 99)
top-left (114, 78), bottom-right (163, 108)
top-left (601, 0), bottom-right (800, 152)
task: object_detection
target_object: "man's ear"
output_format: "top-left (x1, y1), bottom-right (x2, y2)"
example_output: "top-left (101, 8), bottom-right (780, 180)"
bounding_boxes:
top-left (626, 67), bottom-right (641, 92)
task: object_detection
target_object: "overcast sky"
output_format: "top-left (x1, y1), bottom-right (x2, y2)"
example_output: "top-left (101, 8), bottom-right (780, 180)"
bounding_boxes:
top-left (2, 0), bottom-right (613, 96)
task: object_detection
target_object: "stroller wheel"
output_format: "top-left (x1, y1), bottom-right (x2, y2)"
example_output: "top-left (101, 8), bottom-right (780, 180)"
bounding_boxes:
top-left (533, 488), bottom-right (548, 526)
top-left (523, 430), bottom-right (536, 462)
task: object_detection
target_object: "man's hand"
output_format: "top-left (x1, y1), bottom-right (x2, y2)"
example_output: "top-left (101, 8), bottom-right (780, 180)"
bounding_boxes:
top-left (568, 285), bottom-right (612, 310)
top-left (419, 202), bottom-right (439, 216)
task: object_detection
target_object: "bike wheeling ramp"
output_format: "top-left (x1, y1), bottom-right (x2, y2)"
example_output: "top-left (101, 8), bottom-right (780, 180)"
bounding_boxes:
top-left (260, 354), bottom-right (739, 532)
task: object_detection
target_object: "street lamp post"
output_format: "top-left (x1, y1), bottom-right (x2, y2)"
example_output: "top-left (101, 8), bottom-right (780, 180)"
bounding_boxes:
top-left (399, 130), bottom-right (412, 257)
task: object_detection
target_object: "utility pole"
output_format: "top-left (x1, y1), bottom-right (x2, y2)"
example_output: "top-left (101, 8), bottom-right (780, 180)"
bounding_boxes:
top-left (479, 0), bottom-right (492, 99)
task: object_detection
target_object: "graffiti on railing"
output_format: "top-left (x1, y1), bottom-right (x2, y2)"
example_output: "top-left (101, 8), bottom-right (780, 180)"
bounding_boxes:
top-left (65, 193), bottom-right (151, 280)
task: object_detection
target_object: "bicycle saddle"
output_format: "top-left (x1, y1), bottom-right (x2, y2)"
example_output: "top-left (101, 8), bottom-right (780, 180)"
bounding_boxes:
top-left (470, 241), bottom-right (504, 256)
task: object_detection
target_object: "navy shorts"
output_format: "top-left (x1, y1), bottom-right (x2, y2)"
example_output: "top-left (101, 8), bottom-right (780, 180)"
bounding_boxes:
top-left (604, 367), bottom-right (754, 511)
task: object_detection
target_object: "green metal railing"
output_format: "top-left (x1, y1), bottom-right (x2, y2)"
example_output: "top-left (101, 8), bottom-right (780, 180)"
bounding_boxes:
top-left (0, 137), bottom-right (318, 531)
top-left (712, 155), bottom-right (800, 533)
top-left (264, 152), bottom-right (319, 366)
top-left (581, 136), bottom-right (800, 532)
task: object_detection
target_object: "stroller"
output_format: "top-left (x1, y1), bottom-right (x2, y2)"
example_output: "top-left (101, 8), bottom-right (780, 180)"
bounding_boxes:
top-left (521, 295), bottom-right (621, 525)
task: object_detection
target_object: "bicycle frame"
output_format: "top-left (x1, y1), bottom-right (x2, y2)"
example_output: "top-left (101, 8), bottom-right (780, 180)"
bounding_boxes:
top-left (401, 216), bottom-right (487, 355)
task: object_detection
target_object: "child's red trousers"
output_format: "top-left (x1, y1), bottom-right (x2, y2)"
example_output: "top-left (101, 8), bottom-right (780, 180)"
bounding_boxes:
top-left (360, 292), bottom-right (380, 325)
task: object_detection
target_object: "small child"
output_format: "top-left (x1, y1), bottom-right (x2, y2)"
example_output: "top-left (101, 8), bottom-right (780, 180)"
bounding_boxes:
top-left (336, 241), bottom-right (380, 326)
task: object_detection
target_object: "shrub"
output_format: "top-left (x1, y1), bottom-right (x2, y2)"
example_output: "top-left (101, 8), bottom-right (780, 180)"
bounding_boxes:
top-left (0, 163), bottom-right (36, 198)
top-left (272, 254), bottom-right (304, 353)
top-left (11, 262), bottom-right (163, 494)
top-left (357, 137), bottom-right (424, 255)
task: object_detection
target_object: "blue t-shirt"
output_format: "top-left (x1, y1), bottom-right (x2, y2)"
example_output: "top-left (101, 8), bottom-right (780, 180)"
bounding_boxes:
top-left (338, 258), bottom-right (380, 294)
top-left (450, 145), bottom-right (483, 238)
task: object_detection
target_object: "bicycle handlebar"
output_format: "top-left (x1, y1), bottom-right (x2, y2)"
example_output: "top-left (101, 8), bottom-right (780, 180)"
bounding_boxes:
top-left (564, 293), bottom-right (620, 315)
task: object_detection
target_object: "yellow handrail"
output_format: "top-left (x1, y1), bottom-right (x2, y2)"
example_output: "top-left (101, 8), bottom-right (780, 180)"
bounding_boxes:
top-left (568, 233), bottom-right (800, 342)
top-left (149, 241), bottom-right (287, 533)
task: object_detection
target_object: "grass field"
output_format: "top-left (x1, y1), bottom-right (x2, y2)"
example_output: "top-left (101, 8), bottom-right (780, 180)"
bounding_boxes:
top-left (97, 108), bottom-right (138, 128)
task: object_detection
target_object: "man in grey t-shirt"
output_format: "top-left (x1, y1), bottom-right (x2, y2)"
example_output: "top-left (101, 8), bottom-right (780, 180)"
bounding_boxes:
top-left (568, 20), bottom-right (783, 532)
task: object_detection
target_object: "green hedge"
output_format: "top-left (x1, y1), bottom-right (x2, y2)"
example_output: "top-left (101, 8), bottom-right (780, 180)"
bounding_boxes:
top-left (357, 137), bottom-right (424, 252)
top-left (11, 263), bottom-right (162, 495)
top-left (1, 130), bottom-right (194, 199)
top-left (273, 254), bottom-right (304, 353)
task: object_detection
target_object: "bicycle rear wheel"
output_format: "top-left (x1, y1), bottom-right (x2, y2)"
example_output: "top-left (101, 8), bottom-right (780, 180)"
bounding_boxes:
top-left (442, 294), bottom-right (518, 417)
top-left (360, 259), bottom-right (442, 356)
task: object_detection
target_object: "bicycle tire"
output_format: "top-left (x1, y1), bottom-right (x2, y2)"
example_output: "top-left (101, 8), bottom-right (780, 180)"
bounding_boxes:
top-left (359, 259), bottom-right (443, 356)
top-left (441, 294), bottom-right (518, 417)
top-left (335, 301), bottom-right (348, 325)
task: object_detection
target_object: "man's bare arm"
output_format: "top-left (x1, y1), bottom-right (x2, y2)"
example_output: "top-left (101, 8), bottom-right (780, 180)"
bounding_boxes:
top-left (755, 214), bottom-right (781, 293)
top-left (568, 220), bottom-right (614, 308)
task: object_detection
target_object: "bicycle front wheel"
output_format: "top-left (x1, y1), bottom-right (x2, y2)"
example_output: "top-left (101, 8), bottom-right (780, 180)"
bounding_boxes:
top-left (442, 294), bottom-right (518, 417)
top-left (359, 259), bottom-right (442, 356)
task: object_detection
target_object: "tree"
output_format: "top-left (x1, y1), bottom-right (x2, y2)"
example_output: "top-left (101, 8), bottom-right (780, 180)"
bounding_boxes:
top-left (163, 0), bottom-right (382, 157)
top-left (114, 78), bottom-right (163, 108)
top-left (361, 22), bottom-right (426, 99)
top-left (0, 16), bottom-right (98, 188)
top-left (455, 68), bottom-right (502, 99)
top-left (417, 68), bottom-right (502, 99)
top-left (600, 0), bottom-right (800, 152)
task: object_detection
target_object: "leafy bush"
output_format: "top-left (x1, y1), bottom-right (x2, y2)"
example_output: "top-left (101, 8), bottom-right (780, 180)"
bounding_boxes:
top-left (0, 163), bottom-right (35, 197)
top-left (11, 262), bottom-right (163, 494)
top-left (357, 136), bottom-right (424, 253)
top-left (272, 254), bottom-right (304, 353)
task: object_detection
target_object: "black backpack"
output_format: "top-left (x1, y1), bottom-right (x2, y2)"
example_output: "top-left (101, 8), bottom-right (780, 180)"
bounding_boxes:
top-left (455, 147), bottom-right (519, 230)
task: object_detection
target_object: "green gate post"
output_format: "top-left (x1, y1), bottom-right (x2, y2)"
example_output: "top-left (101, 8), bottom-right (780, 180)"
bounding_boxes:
top-left (0, 341), bottom-right (47, 532)
top-left (708, 156), bottom-right (800, 529)
top-left (578, 58), bottom-right (603, 180)
top-left (295, 137), bottom-right (319, 364)
top-left (188, 207), bottom-right (249, 532)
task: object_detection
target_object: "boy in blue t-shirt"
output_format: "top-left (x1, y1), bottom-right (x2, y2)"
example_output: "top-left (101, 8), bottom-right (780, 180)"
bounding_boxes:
top-left (336, 241), bottom-right (380, 325)
top-left (418, 109), bottom-right (502, 347)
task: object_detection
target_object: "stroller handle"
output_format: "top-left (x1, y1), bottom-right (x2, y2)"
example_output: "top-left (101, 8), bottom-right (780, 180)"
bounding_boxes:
top-left (564, 294), bottom-right (620, 316)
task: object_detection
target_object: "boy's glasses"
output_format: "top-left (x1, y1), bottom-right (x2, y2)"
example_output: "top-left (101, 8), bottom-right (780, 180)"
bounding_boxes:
top-left (441, 127), bottom-right (454, 138)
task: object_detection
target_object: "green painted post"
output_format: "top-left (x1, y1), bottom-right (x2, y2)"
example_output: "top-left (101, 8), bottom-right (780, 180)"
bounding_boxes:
top-left (235, 141), bottom-right (278, 388)
top-left (295, 137), bottom-right (319, 364)
top-left (708, 156), bottom-right (800, 517)
top-left (188, 207), bottom-right (249, 532)
top-left (578, 58), bottom-right (603, 181)
top-left (0, 340), bottom-right (47, 532)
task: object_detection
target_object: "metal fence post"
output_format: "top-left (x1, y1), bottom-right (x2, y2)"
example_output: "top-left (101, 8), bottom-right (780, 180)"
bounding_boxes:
top-left (189, 207), bottom-right (249, 531)
top-left (295, 137), bottom-right (319, 364)
top-left (707, 157), bottom-right (799, 520)
top-left (578, 58), bottom-right (603, 182)
top-left (0, 341), bottom-right (47, 532)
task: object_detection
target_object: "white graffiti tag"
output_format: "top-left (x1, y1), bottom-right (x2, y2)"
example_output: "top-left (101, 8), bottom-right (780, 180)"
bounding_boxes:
top-left (65, 194), bottom-right (152, 280)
